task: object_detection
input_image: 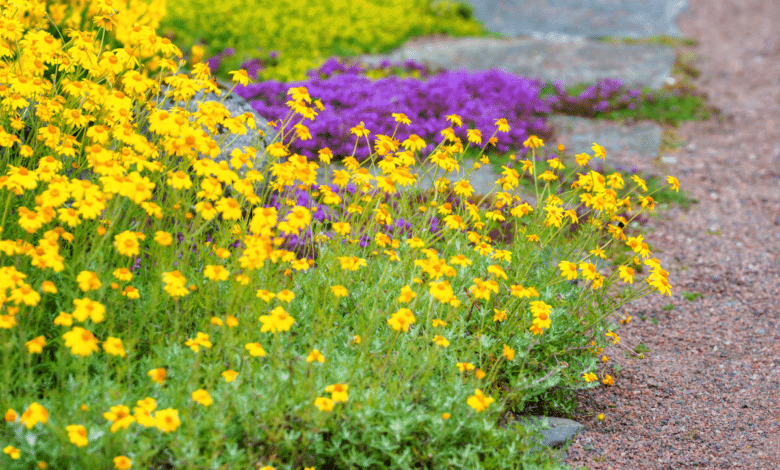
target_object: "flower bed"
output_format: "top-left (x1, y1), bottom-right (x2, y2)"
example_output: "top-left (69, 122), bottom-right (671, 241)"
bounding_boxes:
top-left (0, 1), bottom-right (677, 468)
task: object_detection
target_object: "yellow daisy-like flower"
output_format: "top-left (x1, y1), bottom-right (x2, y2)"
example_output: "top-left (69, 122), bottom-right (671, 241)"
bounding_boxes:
top-left (191, 389), bottom-right (213, 407)
top-left (25, 336), bottom-right (46, 354)
top-left (148, 368), bottom-right (166, 384)
top-left (245, 342), bottom-right (267, 357)
top-left (222, 370), bottom-right (239, 382)
top-left (66, 424), bottom-right (88, 447)
top-left (325, 383), bottom-right (348, 403)
top-left (314, 397), bottom-right (334, 412)
top-left (523, 135), bottom-right (544, 148)
top-left (155, 408), bottom-right (181, 433)
top-left (432, 335), bottom-right (449, 347)
top-left (103, 337), bottom-right (127, 357)
top-left (503, 344), bottom-right (515, 360)
top-left (20, 402), bottom-right (49, 429)
top-left (330, 285), bottom-right (348, 297)
top-left (306, 349), bottom-right (325, 363)
top-left (466, 389), bottom-right (494, 412)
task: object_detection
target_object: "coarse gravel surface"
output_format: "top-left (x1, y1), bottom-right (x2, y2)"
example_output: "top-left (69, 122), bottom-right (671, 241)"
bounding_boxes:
top-left (561, 0), bottom-right (780, 467)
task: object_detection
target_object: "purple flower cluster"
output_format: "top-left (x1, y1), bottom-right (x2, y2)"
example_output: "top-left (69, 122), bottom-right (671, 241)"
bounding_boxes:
top-left (235, 57), bottom-right (552, 161)
top-left (549, 78), bottom-right (644, 116)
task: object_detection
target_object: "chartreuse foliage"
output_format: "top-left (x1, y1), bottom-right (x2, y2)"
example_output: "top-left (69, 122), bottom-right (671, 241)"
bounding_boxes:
top-left (158, 0), bottom-right (496, 82)
top-left (0, 1), bottom-right (676, 468)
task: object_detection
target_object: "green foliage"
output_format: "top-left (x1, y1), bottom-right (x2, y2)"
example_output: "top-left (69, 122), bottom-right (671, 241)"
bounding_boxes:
top-left (681, 291), bottom-right (703, 301)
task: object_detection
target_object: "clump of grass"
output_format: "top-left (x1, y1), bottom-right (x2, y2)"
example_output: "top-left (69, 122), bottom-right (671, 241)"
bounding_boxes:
top-left (0, 1), bottom-right (677, 468)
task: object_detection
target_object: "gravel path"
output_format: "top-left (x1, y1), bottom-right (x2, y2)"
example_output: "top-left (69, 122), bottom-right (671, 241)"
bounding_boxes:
top-left (562, 0), bottom-right (780, 467)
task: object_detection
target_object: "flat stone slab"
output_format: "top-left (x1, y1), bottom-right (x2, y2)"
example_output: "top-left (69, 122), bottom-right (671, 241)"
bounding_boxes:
top-left (458, 0), bottom-right (689, 40)
top-left (355, 37), bottom-right (676, 89)
top-left (549, 115), bottom-right (664, 174)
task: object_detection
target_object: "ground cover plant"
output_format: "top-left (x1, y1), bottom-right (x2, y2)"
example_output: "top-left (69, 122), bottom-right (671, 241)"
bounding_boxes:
top-left (0, 1), bottom-right (679, 468)
top-left (159, 0), bottom-right (498, 83)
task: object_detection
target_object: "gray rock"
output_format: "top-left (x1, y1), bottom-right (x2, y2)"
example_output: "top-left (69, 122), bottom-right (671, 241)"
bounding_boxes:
top-left (509, 415), bottom-right (586, 448)
top-left (356, 36), bottom-right (676, 89)
top-left (548, 115), bottom-right (663, 173)
top-left (456, 0), bottom-right (689, 40)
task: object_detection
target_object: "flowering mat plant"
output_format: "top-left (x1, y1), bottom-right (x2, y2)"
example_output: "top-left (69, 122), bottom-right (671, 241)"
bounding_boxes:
top-left (0, 0), bottom-right (678, 468)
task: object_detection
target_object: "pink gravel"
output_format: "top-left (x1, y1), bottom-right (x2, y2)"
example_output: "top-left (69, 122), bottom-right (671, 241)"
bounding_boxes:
top-left (562, 0), bottom-right (780, 468)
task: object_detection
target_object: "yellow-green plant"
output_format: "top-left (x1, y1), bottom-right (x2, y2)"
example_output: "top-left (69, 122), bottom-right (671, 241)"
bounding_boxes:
top-left (0, 1), bottom-right (677, 468)
top-left (159, 0), bottom-right (494, 81)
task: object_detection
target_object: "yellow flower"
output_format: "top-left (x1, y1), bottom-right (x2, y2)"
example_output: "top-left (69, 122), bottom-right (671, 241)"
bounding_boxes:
top-left (432, 319), bottom-right (448, 327)
top-left (602, 375), bottom-right (615, 386)
top-left (392, 113), bottom-right (411, 125)
top-left (155, 408), bottom-right (181, 433)
top-left (325, 383), bottom-right (349, 403)
top-left (338, 256), bottom-right (367, 271)
top-left (558, 260), bottom-right (578, 280)
top-left (113, 231), bottom-right (143, 257)
top-left (432, 335), bottom-right (449, 347)
top-left (397, 285), bottom-right (416, 303)
top-left (495, 118), bottom-right (510, 133)
top-left (103, 405), bottom-right (134, 432)
top-left (276, 289), bottom-right (294, 302)
top-left (306, 349), bottom-right (325, 363)
top-left (63, 327), bottom-right (100, 357)
top-left (219, 369), bottom-right (239, 382)
top-left (330, 285), bottom-right (348, 297)
top-left (245, 343), bottom-right (267, 357)
top-left (445, 114), bottom-right (463, 127)
top-left (20, 402), bottom-right (48, 429)
top-left (492, 309), bottom-right (507, 322)
top-left (259, 306), bottom-right (295, 333)
top-left (575, 153), bottom-right (591, 166)
top-left (618, 266), bottom-right (635, 284)
top-left (387, 308), bottom-right (416, 332)
top-left (666, 175), bottom-right (680, 192)
top-left (605, 331), bottom-right (620, 344)
top-left (76, 271), bottom-right (102, 292)
top-left (592, 143), bottom-right (606, 159)
top-left (71, 297), bottom-right (106, 323)
top-left (148, 368), bottom-right (166, 384)
top-left (598, 413), bottom-right (605, 421)
top-left (442, 413), bottom-right (451, 420)
top-left (66, 424), bottom-right (88, 447)
top-left (229, 69), bottom-right (251, 86)
top-left (185, 332), bottom-right (212, 352)
top-left (103, 337), bottom-right (127, 357)
top-left (25, 336), bottom-right (46, 354)
top-left (0, 315), bottom-right (16, 329)
top-left (503, 344), bottom-right (515, 360)
top-left (402, 134), bottom-right (427, 152)
top-left (467, 389), bottom-right (494, 412)
top-left (314, 397), bottom-right (334, 412)
top-left (350, 121), bottom-right (370, 138)
top-left (3, 446), bottom-right (20, 459)
top-left (150, 232), bottom-right (172, 248)
top-left (523, 135), bottom-right (544, 148)
top-left (113, 456), bottom-right (132, 469)
top-left (192, 389), bottom-right (213, 407)
top-left (226, 316), bottom-right (239, 327)
top-left (5, 409), bottom-right (17, 422)
top-left (456, 362), bottom-right (475, 372)
top-left (583, 372), bottom-right (598, 383)
top-left (256, 289), bottom-right (276, 301)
